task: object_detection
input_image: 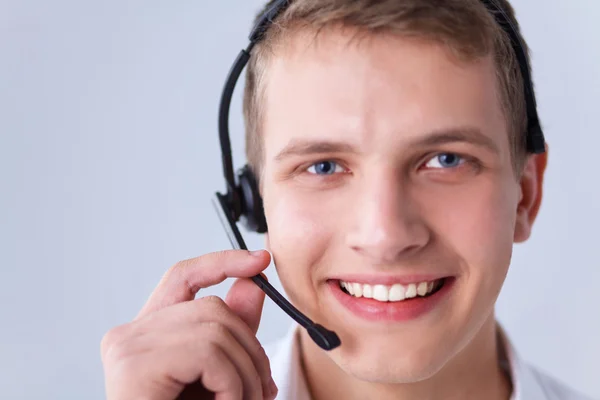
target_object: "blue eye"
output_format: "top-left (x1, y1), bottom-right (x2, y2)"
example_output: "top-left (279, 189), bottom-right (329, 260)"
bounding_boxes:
top-left (425, 153), bottom-right (464, 169)
top-left (307, 161), bottom-right (342, 175)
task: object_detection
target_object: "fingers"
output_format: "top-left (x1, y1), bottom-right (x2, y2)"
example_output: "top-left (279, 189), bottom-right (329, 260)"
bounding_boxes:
top-left (206, 324), bottom-right (265, 400)
top-left (133, 336), bottom-right (245, 400)
top-left (224, 277), bottom-right (272, 391)
top-left (165, 324), bottom-right (263, 400)
top-left (121, 324), bottom-right (266, 400)
top-left (103, 250), bottom-right (277, 400)
top-left (194, 344), bottom-right (243, 400)
top-left (205, 295), bottom-right (274, 398)
top-left (124, 296), bottom-right (275, 400)
top-left (136, 250), bottom-right (271, 320)
top-left (180, 297), bottom-right (276, 398)
top-left (225, 276), bottom-right (268, 334)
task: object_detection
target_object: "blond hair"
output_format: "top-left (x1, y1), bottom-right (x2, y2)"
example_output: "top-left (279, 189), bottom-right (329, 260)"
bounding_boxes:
top-left (243, 0), bottom-right (530, 179)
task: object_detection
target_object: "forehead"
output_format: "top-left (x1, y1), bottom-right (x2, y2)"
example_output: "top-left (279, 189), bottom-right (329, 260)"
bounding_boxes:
top-left (261, 28), bottom-right (508, 159)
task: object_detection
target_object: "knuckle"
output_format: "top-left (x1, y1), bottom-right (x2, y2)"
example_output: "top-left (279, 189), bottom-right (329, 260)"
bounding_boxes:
top-left (106, 335), bottom-right (142, 365)
top-left (108, 336), bottom-right (137, 362)
top-left (183, 295), bottom-right (232, 325)
top-left (168, 257), bottom-right (203, 292)
top-left (199, 295), bottom-right (229, 316)
top-left (170, 258), bottom-right (194, 278)
top-left (106, 352), bottom-right (141, 383)
top-left (100, 324), bottom-right (128, 357)
top-left (201, 294), bottom-right (225, 306)
top-left (156, 260), bottom-right (188, 290)
top-left (100, 332), bottom-right (114, 356)
top-left (259, 344), bottom-right (271, 366)
top-left (170, 254), bottom-right (207, 277)
top-left (203, 321), bottom-right (230, 341)
top-left (203, 340), bottom-right (224, 361)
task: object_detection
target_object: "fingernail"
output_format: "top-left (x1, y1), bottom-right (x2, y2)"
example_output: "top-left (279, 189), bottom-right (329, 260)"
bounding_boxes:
top-left (249, 250), bottom-right (265, 257)
top-left (268, 377), bottom-right (278, 398)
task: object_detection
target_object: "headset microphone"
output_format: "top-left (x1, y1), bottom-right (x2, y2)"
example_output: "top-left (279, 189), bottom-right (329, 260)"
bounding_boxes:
top-left (212, 0), bottom-right (545, 353)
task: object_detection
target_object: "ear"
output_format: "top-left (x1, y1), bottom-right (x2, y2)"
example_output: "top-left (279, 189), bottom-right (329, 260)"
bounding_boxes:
top-left (514, 145), bottom-right (549, 243)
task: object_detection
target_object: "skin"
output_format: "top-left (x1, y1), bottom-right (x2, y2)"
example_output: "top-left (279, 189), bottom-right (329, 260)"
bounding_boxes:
top-left (101, 25), bottom-right (547, 400)
top-left (259, 27), bottom-right (547, 400)
top-left (101, 250), bottom-right (278, 400)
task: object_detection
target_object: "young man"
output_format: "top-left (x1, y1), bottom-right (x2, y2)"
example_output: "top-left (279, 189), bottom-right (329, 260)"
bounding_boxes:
top-left (101, 1), bottom-right (593, 399)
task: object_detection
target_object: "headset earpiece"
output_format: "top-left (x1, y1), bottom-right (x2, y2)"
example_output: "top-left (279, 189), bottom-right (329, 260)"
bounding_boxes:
top-left (236, 165), bottom-right (268, 233)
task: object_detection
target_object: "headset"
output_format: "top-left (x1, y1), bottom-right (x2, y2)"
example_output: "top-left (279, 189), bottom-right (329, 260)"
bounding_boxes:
top-left (212, 0), bottom-right (546, 352)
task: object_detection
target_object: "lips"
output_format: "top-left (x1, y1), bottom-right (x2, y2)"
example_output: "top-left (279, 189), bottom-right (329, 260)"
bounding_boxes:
top-left (327, 276), bottom-right (455, 322)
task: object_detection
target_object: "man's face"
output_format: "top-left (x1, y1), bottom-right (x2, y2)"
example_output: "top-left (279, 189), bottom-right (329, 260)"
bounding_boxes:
top-left (260, 29), bottom-right (534, 382)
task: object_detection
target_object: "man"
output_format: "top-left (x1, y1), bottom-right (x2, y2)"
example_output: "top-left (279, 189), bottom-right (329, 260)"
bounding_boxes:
top-left (100, 0), bottom-right (594, 399)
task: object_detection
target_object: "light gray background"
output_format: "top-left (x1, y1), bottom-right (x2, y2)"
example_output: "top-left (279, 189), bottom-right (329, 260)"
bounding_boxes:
top-left (0, 0), bottom-right (598, 399)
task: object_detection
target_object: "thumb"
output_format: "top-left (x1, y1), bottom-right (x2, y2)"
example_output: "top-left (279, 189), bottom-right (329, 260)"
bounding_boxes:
top-left (225, 274), bottom-right (268, 334)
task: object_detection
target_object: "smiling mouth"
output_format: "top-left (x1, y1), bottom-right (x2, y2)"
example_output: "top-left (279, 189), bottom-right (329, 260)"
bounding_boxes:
top-left (338, 278), bottom-right (447, 303)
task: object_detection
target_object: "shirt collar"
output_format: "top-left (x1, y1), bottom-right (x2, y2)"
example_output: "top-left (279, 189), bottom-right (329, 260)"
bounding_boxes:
top-left (268, 324), bottom-right (311, 400)
top-left (268, 323), bottom-right (552, 400)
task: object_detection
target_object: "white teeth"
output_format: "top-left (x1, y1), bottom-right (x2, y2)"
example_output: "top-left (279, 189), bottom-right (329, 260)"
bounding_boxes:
top-left (372, 285), bottom-right (389, 302)
top-left (388, 284), bottom-right (406, 301)
top-left (339, 279), bottom-right (441, 302)
top-left (405, 283), bottom-right (417, 298)
top-left (362, 284), bottom-right (373, 298)
top-left (347, 283), bottom-right (355, 295)
top-left (352, 282), bottom-right (363, 297)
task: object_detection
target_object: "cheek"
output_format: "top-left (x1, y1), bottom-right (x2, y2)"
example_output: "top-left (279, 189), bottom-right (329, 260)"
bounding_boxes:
top-left (265, 187), bottom-right (333, 251)
top-left (422, 177), bottom-right (519, 291)
top-left (262, 186), bottom-right (338, 312)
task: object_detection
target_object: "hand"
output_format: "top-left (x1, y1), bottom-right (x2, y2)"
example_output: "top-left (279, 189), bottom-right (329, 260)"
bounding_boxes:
top-left (100, 250), bottom-right (278, 400)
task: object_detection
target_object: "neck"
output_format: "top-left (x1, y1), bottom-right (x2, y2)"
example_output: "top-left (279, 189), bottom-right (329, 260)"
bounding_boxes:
top-left (299, 315), bottom-right (512, 400)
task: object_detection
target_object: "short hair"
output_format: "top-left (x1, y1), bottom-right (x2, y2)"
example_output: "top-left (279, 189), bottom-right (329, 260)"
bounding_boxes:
top-left (243, 0), bottom-right (530, 179)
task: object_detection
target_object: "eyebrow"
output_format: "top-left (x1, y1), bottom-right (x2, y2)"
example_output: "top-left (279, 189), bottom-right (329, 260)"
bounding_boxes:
top-left (412, 127), bottom-right (500, 155)
top-left (274, 140), bottom-right (359, 162)
top-left (273, 127), bottom-right (500, 162)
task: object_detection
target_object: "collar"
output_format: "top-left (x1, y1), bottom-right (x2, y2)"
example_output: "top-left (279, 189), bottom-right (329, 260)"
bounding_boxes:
top-left (266, 323), bottom-right (566, 400)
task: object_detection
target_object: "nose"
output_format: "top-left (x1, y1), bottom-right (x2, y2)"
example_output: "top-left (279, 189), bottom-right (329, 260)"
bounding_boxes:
top-left (345, 171), bottom-right (430, 265)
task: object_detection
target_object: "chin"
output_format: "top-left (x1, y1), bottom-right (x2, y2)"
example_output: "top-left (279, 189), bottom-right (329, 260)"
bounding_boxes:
top-left (335, 352), bottom-right (448, 384)
top-left (332, 337), bottom-right (454, 384)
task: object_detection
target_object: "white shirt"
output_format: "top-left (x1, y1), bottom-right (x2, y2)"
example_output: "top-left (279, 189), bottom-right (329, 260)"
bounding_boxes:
top-left (265, 325), bottom-right (594, 400)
